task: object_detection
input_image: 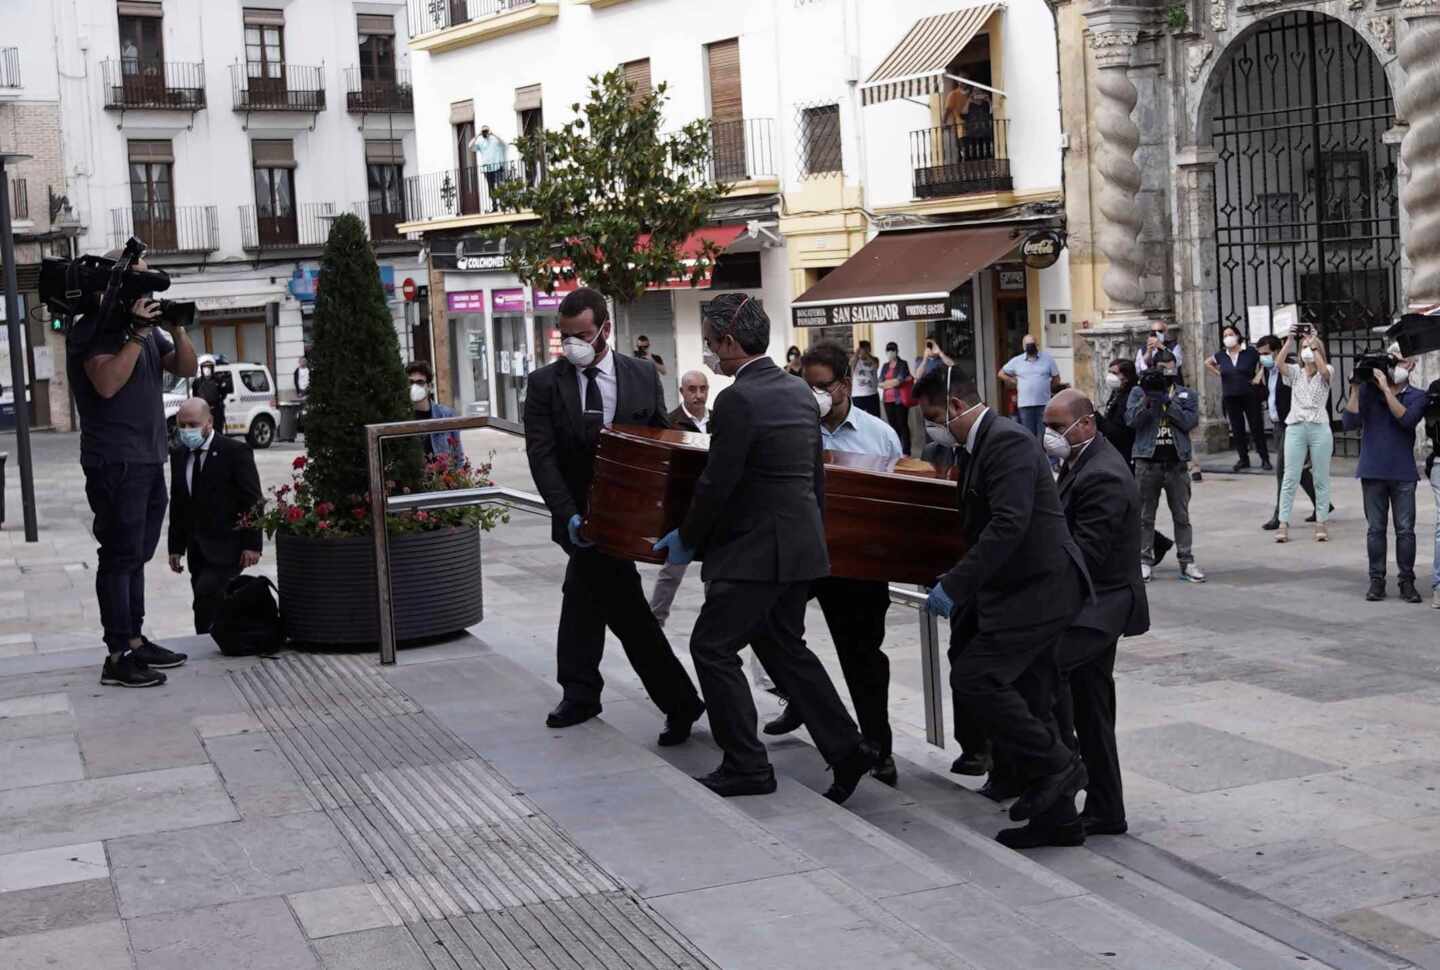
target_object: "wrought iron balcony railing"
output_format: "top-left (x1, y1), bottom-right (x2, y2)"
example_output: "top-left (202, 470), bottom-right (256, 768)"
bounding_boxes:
top-left (0, 48), bottom-right (20, 89)
top-left (706, 118), bottom-right (777, 184)
top-left (408, 0), bottom-right (536, 35)
top-left (230, 63), bottom-right (325, 112)
top-left (101, 59), bottom-right (207, 111)
top-left (353, 200), bottom-right (410, 241)
top-left (911, 119), bottom-right (1012, 199)
top-left (402, 160), bottom-right (529, 223)
top-left (239, 201), bottom-right (339, 249)
top-left (110, 205), bottom-right (219, 254)
top-left (344, 67), bottom-right (413, 113)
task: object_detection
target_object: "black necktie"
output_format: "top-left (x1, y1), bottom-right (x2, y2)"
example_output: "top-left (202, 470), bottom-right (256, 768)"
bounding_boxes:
top-left (583, 366), bottom-right (603, 444)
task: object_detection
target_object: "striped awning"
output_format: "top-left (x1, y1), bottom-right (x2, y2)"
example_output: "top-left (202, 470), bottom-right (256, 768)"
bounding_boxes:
top-left (861, 4), bottom-right (1003, 107)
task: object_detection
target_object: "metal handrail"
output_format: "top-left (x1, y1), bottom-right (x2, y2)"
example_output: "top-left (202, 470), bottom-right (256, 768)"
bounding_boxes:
top-left (887, 585), bottom-right (946, 748)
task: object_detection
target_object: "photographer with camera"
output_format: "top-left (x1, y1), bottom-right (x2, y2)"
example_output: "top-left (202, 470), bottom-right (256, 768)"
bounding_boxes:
top-left (67, 253), bottom-right (199, 686)
top-left (1126, 349), bottom-right (1205, 584)
top-left (1343, 344), bottom-right (1427, 603)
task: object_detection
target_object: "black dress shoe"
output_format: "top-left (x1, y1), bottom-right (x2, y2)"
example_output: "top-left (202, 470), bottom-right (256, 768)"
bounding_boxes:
top-left (546, 700), bottom-right (602, 728)
top-left (996, 820), bottom-right (1085, 850)
top-left (1232, 459), bottom-right (1251, 473)
top-left (977, 776), bottom-right (1025, 802)
top-left (695, 766), bottom-right (777, 797)
top-left (1080, 815), bottom-right (1129, 836)
top-left (762, 702), bottom-right (804, 736)
top-left (1365, 579), bottom-right (1386, 602)
top-left (1010, 757), bottom-right (1088, 822)
top-left (1261, 518), bottom-right (1280, 531)
top-left (1306, 504), bottom-right (1336, 523)
top-left (950, 751), bottom-right (990, 776)
top-left (1399, 580), bottom-right (1423, 604)
top-left (658, 704), bottom-right (705, 747)
top-left (824, 741), bottom-right (879, 804)
top-left (1191, 469), bottom-right (1203, 482)
top-left (871, 755), bottom-right (898, 787)
top-left (1260, 459), bottom-right (1273, 471)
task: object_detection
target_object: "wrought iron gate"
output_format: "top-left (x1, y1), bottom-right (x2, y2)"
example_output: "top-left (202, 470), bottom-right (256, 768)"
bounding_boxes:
top-left (1208, 12), bottom-right (1400, 454)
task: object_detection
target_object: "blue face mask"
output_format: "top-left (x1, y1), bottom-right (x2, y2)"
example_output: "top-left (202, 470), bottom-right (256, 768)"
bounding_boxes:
top-left (177, 427), bottom-right (207, 450)
top-left (1260, 354), bottom-right (1275, 368)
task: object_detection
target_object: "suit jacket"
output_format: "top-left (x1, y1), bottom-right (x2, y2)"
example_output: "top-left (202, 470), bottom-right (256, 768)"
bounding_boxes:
top-left (1097, 385), bottom-right (1137, 464)
top-left (667, 406), bottom-right (708, 434)
top-left (1056, 434), bottom-right (1150, 638)
top-left (167, 434), bottom-right (263, 563)
top-left (524, 350), bottom-right (670, 547)
top-left (942, 410), bottom-right (1091, 631)
top-left (680, 357), bottom-right (828, 583)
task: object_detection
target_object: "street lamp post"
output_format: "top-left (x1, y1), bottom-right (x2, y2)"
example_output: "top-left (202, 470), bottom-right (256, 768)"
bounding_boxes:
top-left (0, 151), bottom-right (38, 542)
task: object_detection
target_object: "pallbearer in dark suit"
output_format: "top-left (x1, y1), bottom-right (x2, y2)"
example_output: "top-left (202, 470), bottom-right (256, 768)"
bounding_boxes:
top-left (167, 398), bottom-right (263, 635)
top-left (523, 288), bottom-right (705, 744)
top-left (914, 367), bottom-right (1092, 836)
top-left (653, 294), bottom-right (876, 802)
top-left (991, 389), bottom-right (1150, 848)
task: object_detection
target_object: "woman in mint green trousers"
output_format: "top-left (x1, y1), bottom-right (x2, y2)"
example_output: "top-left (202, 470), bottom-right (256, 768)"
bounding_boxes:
top-left (1275, 330), bottom-right (1334, 543)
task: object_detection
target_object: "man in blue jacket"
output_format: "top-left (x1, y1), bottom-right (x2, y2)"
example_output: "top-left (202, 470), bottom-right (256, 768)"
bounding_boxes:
top-left (1125, 349), bottom-right (1205, 583)
top-left (1343, 348), bottom-right (1426, 602)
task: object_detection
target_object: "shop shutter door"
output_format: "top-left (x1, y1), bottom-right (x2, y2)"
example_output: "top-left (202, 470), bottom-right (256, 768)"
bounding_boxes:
top-left (705, 39), bottom-right (742, 122)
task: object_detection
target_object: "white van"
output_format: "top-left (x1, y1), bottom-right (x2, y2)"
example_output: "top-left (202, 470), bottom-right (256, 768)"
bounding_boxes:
top-left (163, 360), bottom-right (280, 449)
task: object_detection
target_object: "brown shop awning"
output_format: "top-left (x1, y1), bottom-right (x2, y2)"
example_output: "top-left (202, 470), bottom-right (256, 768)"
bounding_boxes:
top-left (790, 226), bottom-right (1018, 328)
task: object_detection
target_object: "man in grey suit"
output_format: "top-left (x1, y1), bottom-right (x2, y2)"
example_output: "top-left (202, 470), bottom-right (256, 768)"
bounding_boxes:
top-left (524, 288), bottom-right (705, 744)
top-left (653, 294), bottom-right (876, 802)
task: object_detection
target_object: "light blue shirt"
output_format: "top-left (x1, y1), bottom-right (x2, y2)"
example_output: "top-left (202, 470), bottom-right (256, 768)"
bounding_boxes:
top-left (1002, 351), bottom-right (1060, 408)
top-left (821, 402), bottom-right (903, 461)
top-left (472, 133), bottom-right (507, 172)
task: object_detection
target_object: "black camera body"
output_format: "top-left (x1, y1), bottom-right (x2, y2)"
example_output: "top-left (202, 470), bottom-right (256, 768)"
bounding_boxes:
top-left (1139, 368), bottom-right (1171, 393)
top-left (1350, 353), bottom-right (1394, 385)
top-left (38, 236), bottom-right (180, 342)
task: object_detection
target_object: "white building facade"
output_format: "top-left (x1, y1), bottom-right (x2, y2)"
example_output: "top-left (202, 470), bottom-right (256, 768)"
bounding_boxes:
top-left (400, 0), bottom-right (1073, 423)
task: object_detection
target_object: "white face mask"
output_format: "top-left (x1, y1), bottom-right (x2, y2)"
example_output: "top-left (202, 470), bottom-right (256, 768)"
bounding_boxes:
top-left (702, 347), bottom-right (723, 376)
top-left (562, 326), bottom-right (606, 368)
top-left (1042, 417), bottom-right (1089, 462)
top-left (1223, 335), bottom-right (1239, 349)
top-left (924, 400), bottom-right (983, 449)
top-left (887, 351), bottom-right (898, 361)
top-left (409, 382), bottom-right (429, 404)
top-left (1392, 365), bottom-right (1409, 384)
top-left (812, 388), bottom-right (832, 418)
top-left (1105, 372), bottom-right (1123, 390)
top-left (1300, 348), bottom-right (1316, 364)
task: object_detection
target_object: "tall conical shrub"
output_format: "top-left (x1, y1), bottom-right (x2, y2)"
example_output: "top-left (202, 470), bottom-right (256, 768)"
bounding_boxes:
top-left (302, 212), bottom-right (421, 507)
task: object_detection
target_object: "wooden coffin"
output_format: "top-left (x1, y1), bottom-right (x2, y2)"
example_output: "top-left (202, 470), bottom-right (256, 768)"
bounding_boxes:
top-left (581, 425), bottom-right (967, 586)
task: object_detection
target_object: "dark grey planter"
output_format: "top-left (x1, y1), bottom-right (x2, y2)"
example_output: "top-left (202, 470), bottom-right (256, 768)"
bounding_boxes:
top-left (275, 526), bottom-right (483, 645)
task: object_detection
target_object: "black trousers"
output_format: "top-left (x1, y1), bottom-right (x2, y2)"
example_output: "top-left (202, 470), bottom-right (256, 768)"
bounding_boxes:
top-left (812, 577), bottom-right (892, 758)
top-left (694, 579), bottom-right (862, 775)
top-left (187, 543), bottom-right (240, 635)
top-left (83, 462), bottom-right (168, 653)
top-left (1055, 628), bottom-right (1124, 824)
top-left (556, 549), bottom-right (702, 718)
top-left (1224, 393), bottom-right (1269, 463)
top-left (885, 402), bottom-right (912, 456)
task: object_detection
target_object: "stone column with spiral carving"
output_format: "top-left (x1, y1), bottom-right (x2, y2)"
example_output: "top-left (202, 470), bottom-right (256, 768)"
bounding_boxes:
top-left (1399, 0), bottom-right (1440, 307)
top-left (1090, 30), bottom-right (1146, 318)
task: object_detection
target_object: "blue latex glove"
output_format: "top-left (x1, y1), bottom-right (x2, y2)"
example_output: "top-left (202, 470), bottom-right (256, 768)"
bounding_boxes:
top-left (567, 514), bottom-right (594, 549)
top-left (926, 582), bottom-right (956, 618)
top-left (652, 529), bottom-right (695, 565)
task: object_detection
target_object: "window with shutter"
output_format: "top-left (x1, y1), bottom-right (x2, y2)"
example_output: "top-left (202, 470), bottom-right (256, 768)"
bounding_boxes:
top-left (622, 59), bottom-right (651, 105)
top-left (705, 39), bottom-right (742, 122)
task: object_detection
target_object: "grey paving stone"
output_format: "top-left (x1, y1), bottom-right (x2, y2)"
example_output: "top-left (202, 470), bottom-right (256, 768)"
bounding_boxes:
top-left (193, 712), bottom-right (265, 738)
top-left (0, 877), bottom-right (118, 936)
top-left (1119, 721), bottom-right (1337, 793)
top-left (760, 809), bottom-right (957, 900)
top-left (0, 735), bottom-right (84, 791)
top-left (287, 883), bottom-right (402, 939)
top-left (0, 919), bottom-right (133, 970)
top-left (1022, 893), bottom-right (1242, 970)
top-left (109, 812), bottom-right (366, 917)
top-left (1337, 816), bottom-right (1440, 861)
top-left (1375, 894), bottom-right (1440, 939)
top-left (0, 691), bottom-right (76, 741)
top-left (129, 896), bottom-right (319, 970)
top-left (1331, 908), bottom-right (1439, 952)
top-left (0, 763), bottom-right (237, 853)
top-left (76, 720), bottom-right (207, 779)
top-left (205, 731), bottom-right (320, 817)
top-left (312, 926), bottom-right (433, 970)
top-left (0, 840), bottom-right (108, 892)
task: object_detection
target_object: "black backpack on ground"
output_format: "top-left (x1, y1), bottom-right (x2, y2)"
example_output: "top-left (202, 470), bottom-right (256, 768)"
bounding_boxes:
top-left (210, 575), bottom-right (283, 657)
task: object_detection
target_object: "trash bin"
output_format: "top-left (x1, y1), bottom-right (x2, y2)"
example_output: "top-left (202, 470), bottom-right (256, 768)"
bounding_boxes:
top-left (278, 403), bottom-right (300, 443)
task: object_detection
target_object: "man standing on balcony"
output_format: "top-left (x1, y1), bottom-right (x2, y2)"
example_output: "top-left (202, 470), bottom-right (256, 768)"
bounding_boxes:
top-left (469, 124), bottom-right (508, 206)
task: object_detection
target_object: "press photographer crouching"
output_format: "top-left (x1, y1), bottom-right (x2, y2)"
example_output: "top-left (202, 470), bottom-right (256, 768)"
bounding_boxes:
top-left (60, 244), bottom-right (199, 686)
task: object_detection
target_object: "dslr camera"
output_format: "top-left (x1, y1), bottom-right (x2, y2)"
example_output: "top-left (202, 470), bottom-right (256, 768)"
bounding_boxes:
top-left (1139, 367), bottom-right (1171, 393)
top-left (38, 236), bottom-right (196, 342)
top-left (1349, 352), bottom-right (1394, 385)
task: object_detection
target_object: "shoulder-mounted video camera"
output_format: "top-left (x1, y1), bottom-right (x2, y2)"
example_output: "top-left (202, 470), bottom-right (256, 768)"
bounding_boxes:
top-left (38, 236), bottom-right (196, 343)
top-left (1349, 353), bottom-right (1394, 385)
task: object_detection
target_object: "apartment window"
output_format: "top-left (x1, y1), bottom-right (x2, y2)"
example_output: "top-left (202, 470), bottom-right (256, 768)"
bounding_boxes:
top-left (621, 58), bottom-right (651, 105)
top-left (451, 100), bottom-right (479, 215)
top-left (797, 103), bottom-right (841, 177)
top-left (357, 14), bottom-right (396, 83)
top-left (515, 84), bottom-right (543, 184)
top-left (252, 139), bottom-right (297, 246)
top-left (118, 2), bottom-right (164, 67)
top-left (128, 139), bottom-right (176, 249)
top-left (705, 39), bottom-right (746, 181)
top-left (366, 140), bottom-right (405, 238)
top-left (244, 7), bottom-right (285, 98)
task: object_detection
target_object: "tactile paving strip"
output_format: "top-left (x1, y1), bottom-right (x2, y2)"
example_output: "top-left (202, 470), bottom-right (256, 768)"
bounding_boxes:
top-left (234, 653), bottom-right (716, 970)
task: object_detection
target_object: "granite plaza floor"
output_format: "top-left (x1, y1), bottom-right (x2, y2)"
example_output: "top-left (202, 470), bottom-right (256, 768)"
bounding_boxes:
top-left (0, 427), bottom-right (1436, 969)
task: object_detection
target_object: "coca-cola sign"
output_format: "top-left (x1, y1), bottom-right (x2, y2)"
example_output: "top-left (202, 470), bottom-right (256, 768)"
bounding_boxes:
top-left (1021, 230), bottom-right (1064, 270)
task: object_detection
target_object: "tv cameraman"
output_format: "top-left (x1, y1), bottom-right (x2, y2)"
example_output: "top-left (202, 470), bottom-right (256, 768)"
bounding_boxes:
top-left (1343, 344), bottom-right (1426, 603)
top-left (69, 258), bottom-right (199, 687)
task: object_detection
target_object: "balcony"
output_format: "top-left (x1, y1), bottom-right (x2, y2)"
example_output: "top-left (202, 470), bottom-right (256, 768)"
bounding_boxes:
top-left (910, 119), bottom-right (1012, 200)
top-left (407, 0), bottom-right (559, 54)
top-left (230, 63), bottom-right (325, 113)
top-left (101, 59), bottom-right (207, 111)
top-left (240, 202), bottom-right (340, 250)
top-left (706, 118), bottom-right (777, 192)
top-left (1, 47), bottom-right (19, 90)
top-left (354, 200), bottom-right (410, 242)
top-left (344, 67), bottom-right (413, 114)
top-left (401, 160), bottom-right (532, 228)
top-left (110, 205), bottom-right (219, 255)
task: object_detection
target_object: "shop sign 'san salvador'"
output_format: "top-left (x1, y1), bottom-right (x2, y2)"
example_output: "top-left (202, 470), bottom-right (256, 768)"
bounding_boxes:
top-left (1021, 230), bottom-right (1064, 270)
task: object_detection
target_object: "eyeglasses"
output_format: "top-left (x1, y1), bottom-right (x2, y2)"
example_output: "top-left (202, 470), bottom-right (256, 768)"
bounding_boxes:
top-left (408, 377), bottom-right (428, 386)
top-left (810, 379), bottom-right (843, 393)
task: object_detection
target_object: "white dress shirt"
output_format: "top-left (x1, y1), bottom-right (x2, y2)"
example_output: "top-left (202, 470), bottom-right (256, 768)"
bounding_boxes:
top-left (684, 408), bottom-right (709, 434)
top-left (186, 430), bottom-right (216, 493)
top-left (576, 348), bottom-right (618, 427)
top-left (964, 406), bottom-right (990, 452)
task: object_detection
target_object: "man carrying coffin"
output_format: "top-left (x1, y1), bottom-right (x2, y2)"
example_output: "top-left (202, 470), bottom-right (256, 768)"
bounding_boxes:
top-left (652, 295), bottom-right (877, 802)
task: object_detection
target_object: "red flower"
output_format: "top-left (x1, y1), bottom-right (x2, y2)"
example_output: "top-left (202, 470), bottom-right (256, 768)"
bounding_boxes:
top-left (415, 510), bottom-right (430, 522)
top-left (317, 520), bottom-right (332, 531)
top-left (315, 501), bottom-right (334, 518)
top-left (351, 507), bottom-right (367, 520)
top-left (285, 506), bottom-right (304, 523)
top-left (292, 455), bottom-right (307, 470)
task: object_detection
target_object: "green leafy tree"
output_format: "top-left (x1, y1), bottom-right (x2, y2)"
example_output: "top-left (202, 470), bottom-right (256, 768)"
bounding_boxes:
top-left (491, 68), bottom-right (729, 302)
top-left (302, 212), bottom-right (421, 508)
